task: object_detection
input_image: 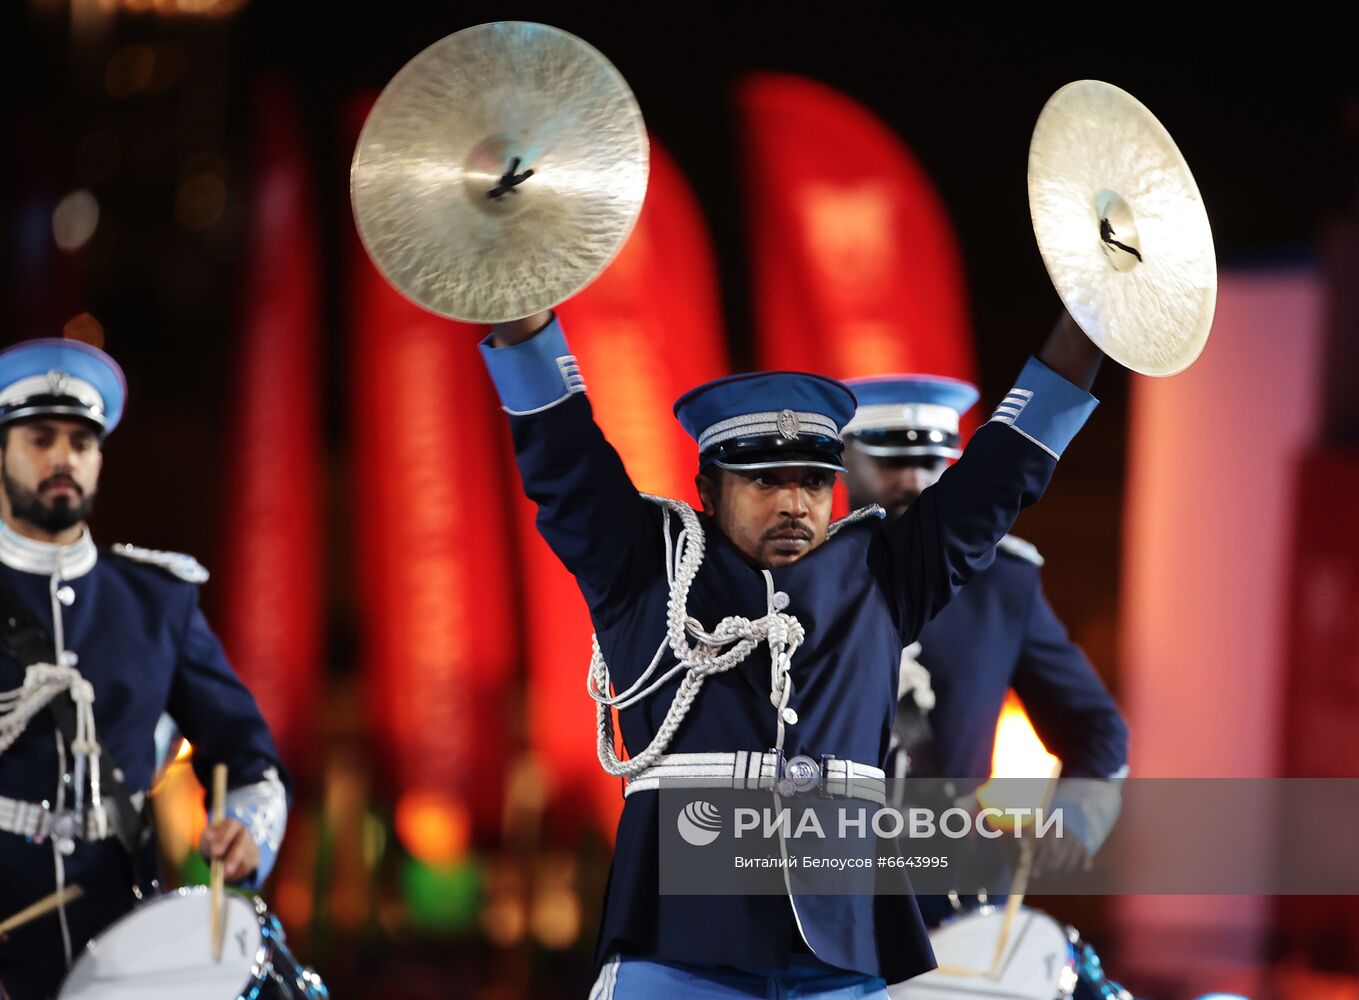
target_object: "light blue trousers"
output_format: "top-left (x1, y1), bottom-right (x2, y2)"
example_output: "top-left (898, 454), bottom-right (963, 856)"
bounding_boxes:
top-left (589, 954), bottom-right (890, 999)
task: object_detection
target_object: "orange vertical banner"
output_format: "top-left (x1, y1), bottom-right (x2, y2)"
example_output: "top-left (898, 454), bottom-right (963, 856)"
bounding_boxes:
top-left (347, 97), bottom-right (518, 846)
top-left (219, 83), bottom-right (322, 768)
top-left (519, 140), bottom-right (729, 836)
top-left (735, 73), bottom-right (976, 389)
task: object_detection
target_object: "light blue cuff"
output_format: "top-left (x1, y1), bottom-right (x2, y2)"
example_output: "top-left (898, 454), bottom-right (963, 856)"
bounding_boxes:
top-left (986, 357), bottom-right (1098, 459)
top-left (477, 316), bottom-right (586, 415)
top-left (1050, 778), bottom-right (1124, 857)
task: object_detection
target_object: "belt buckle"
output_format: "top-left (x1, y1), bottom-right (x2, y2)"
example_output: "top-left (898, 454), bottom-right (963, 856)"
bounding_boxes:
top-left (780, 754), bottom-right (821, 796)
top-left (42, 808), bottom-right (80, 855)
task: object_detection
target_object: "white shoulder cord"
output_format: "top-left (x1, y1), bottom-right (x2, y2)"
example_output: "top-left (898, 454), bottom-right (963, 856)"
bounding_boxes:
top-left (53, 731), bottom-right (73, 967)
top-left (587, 495), bottom-right (808, 776)
top-left (586, 498), bottom-right (883, 778)
top-left (49, 558), bottom-right (101, 971)
top-left (0, 567), bottom-right (105, 968)
top-left (46, 570), bottom-right (104, 836)
top-left (0, 662), bottom-right (99, 757)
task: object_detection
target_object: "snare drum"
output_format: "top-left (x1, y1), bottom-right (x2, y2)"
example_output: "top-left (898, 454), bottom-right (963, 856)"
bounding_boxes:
top-left (58, 886), bottom-right (327, 999)
top-left (889, 905), bottom-right (1079, 999)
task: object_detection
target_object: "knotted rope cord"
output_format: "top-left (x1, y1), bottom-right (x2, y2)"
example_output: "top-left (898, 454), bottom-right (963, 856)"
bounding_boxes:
top-left (587, 495), bottom-right (806, 777)
top-left (587, 496), bottom-right (885, 778)
top-left (0, 663), bottom-right (98, 768)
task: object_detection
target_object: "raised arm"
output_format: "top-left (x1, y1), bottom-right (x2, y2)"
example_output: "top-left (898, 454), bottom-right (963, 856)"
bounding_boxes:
top-left (877, 313), bottom-right (1101, 642)
top-left (482, 312), bottom-right (663, 618)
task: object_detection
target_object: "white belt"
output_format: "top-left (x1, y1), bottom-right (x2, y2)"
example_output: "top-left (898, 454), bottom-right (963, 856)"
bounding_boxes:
top-left (623, 751), bottom-right (887, 805)
top-left (0, 792), bottom-right (143, 843)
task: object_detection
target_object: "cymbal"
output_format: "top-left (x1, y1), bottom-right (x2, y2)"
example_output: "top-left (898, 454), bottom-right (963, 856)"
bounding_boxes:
top-left (351, 22), bottom-right (649, 323)
top-left (1028, 80), bottom-right (1216, 377)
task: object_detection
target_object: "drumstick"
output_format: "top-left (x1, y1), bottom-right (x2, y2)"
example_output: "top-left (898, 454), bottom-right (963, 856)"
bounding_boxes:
top-left (210, 763), bottom-right (227, 963)
top-left (988, 759), bottom-right (1063, 976)
top-left (0, 884), bottom-right (84, 936)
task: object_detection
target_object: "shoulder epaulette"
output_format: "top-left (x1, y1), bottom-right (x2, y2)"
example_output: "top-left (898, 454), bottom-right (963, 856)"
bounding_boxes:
top-left (109, 543), bottom-right (210, 583)
top-left (997, 534), bottom-right (1044, 567)
top-left (829, 504), bottom-right (886, 537)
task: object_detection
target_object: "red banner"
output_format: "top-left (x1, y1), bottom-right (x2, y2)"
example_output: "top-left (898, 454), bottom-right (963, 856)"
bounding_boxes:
top-left (347, 98), bottom-right (518, 846)
top-left (218, 83), bottom-right (322, 769)
top-left (735, 73), bottom-right (976, 389)
top-left (1276, 448), bottom-right (1359, 954)
top-left (519, 140), bottom-right (729, 836)
top-left (1282, 448), bottom-right (1359, 777)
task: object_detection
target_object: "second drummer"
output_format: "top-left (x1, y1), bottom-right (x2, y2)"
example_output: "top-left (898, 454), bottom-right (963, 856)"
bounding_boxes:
top-left (0, 340), bottom-right (289, 1000)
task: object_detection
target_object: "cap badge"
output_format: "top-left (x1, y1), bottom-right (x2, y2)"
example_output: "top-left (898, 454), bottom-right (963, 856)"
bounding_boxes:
top-left (777, 408), bottom-right (800, 440)
top-left (47, 370), bottom-right (70, 395)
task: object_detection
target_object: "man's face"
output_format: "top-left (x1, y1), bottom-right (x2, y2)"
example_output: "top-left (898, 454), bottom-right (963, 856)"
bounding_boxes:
top-left (0, 419), bottom-right (103, 533)
top-left (697, 465), bottom-right (834, 569)
top-left (843, 445), bottom-right (947, 522)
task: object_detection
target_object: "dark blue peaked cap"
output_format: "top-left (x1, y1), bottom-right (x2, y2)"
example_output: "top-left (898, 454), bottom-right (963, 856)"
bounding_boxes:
top-left (673, 371), bottom-right (857, 472)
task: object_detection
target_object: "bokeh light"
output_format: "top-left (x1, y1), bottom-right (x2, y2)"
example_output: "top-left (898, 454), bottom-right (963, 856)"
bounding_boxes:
top-left (52, 189), bottom-right (100, 252)
top-left (395, 789), bottom-right (472, 868)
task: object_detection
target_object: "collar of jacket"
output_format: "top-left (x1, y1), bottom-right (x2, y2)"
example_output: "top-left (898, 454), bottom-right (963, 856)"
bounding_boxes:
top-left (0, 518), bottom-right (97, 578)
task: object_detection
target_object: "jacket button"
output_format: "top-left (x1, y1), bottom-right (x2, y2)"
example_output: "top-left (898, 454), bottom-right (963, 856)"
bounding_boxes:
top-left (781, 707), bottom-right (798, 726)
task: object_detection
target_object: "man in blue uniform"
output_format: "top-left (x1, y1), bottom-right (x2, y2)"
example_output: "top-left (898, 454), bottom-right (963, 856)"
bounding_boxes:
top-left (0, 339), bottom-right (288, 1000)
top-left (485, 309), bottom-right (1103, 998)
top-left (841, 375), bottom-right (1128, 886)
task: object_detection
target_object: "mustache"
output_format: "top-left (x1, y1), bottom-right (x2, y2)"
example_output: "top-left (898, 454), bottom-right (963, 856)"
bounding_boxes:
top-left (762, 521), bottom-right (814, 543)
top-left (39, 474), bottom-right (83, 496)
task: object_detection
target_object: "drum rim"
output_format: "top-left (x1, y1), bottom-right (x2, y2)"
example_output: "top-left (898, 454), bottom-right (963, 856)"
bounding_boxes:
top-left (57, 885), bottom-right (273, 998)
top-left (930, 901), bottom-right (1037, 931)
top-left (923, 904), bottom-right (1079, 996)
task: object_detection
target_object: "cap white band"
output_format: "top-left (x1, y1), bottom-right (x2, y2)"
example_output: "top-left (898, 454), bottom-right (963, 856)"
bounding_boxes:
top-left (698, 410), bottom-right (841, 451)
top-left (842, 402), bottom-right (960, 437)
top-left (0, 372), bottom-right (105, 416)
top-left (847, 439), bottom-right (961, 459)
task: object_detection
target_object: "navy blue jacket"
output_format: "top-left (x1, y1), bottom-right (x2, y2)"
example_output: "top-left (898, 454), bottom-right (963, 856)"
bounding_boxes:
top-left (0, 537), bottom-right (287, 906)
top-left (0, 556), bottom-right (284, 805)
top-left (480, 318), bottom-right (1097, 983)
top-left (917, 543), bottom-right (1128, 782)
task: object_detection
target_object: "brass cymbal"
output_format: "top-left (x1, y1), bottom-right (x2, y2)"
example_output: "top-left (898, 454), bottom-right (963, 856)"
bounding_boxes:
top-left (1028, 80), bottom-right (1217, 377)
top-left (351, 21), bottom-right (649, 323)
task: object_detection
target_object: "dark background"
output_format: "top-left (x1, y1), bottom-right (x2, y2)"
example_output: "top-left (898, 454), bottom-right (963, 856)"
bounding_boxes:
top-left (4, 5), bottom-right (1358, 996)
